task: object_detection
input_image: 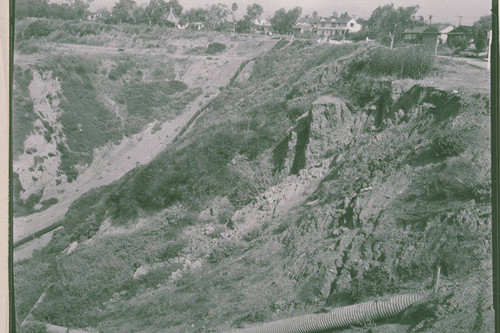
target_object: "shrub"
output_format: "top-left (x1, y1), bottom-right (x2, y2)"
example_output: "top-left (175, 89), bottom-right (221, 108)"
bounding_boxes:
top-left (16, 41), bottom-right (40, 54)
top-left (350, 265), bottom-right (398, 300)
top-left (346, 46), bottom-right (435, 79)
top-left (271, 39), bottom-right (289, 51)
top-left (206, 42), bottom-right (226, 55)
top-left (242, 228), bottom-right (261, 242)
top-left (24, 20), bottom-right (52, 39)
top-left (416, 206), bottom-right (490, 278)
top-left (18, 321), bottom-right (47, 333)
top-left (119, 80), bottom-right (188, 117)
top-left (448, 36), bottom-right (470, 51)
top-left (431, 128), bottom-right (468, 157)
top-left (108, 59), bottom-right (135, 80)
top-left (158, 241), bottom-right (185, 261)
top-left (40, 197), bottom-right (59, 210)
top-left (208, 239), bottom-right (244, 263)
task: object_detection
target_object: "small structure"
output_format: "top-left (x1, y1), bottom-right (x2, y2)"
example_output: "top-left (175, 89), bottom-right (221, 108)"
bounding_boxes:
top-left (403, 25), bottom-right (454, 45)
top-left (436, 24), bottom-right (454, 44)
top-left (165, 7), bottom-right (179, 26)
top-left (314, 16), bottom-right (362, 38)
top-left (192, 21), bottom-right (205, 30)
top-left (293, 20), bottom-right (314, 34)
top-left (403, 26), bottom-right (428, 42)
top-left (252, 18), bottom-right (272, 35)
top-left (421, 26), bottom-right (441, 46)
top-left (447, 25), bottom-right (474, 45)
top-left (342, 17), bottom-right (362, 33)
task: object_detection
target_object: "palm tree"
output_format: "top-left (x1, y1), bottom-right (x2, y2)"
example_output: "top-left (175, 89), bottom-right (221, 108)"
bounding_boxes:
top-left (231, 2), bottom-right (238, 33)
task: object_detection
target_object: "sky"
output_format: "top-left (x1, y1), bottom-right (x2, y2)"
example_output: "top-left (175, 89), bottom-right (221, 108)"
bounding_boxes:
top-left (87, 0), bottom-right (492, 26)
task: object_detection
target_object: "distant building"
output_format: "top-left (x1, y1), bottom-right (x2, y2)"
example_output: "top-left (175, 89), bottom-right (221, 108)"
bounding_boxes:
top-left (314, 16), bottom-right (362, 38)
top-left (343, 17), bottom-right (362, 33)
top-left (403, 25), bottom-right (455, 45)
top-left (403, 26), bottom-right (428, 42)
top-left (192, 22), bottom-right (205, 30)
top-left (165, 7), bottom-right (179, 26)
top-left (420, 26), bottom-right (441, 46)
top-left (447, 25), bottom-right (474, 45)
top-left (293, 20), bottom-right (314, 34)
top-left (252, 18), bottom-right (272, 35)
top-left (436, 24), bottom-right (454, 43)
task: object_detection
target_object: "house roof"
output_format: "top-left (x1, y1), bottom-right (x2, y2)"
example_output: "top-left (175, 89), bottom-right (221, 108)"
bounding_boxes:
top-left (437, 24), bottom-right (454, 32)
top-left (448, 25), bottom-right (473, 34)
top-left (404, 26), bottom-right (428, 34)
top-left (252, 18), bottom-right (271, 26)
top-left (293, 22), bottom-right (313, 29)
top-left (335, 16), bottom-right (352, 24)
top-left (423, 26), bottom-right (440, 34)
top-left (317, 25), bottom-right (348, 30)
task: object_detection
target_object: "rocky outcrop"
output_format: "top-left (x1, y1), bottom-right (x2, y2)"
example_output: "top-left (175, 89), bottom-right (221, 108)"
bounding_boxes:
top-left (274, 96), bottom-right (355, 175)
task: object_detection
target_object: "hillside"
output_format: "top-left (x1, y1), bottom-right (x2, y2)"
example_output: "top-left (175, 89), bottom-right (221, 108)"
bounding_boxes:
top-left (14, 22), bottom-right (492, 333)
top-left (12, 20), bottom-right (276, 249)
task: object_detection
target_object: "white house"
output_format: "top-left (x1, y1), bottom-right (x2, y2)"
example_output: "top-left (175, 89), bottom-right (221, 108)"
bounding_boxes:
top-left (345, 18), bottom-right (362, 33)
top-left (314, 16), bottom-right (362, 37)
top-left (252, 18), bottom-right (272, 34)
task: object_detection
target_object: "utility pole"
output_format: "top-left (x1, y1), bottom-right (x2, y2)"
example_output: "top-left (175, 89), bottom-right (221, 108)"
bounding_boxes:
top-left (458, 15), bottom-right (463, 26)
top-left (488, 29), bottom-right (492, 71)
top-left (429, 15), bottom-right (433, 25)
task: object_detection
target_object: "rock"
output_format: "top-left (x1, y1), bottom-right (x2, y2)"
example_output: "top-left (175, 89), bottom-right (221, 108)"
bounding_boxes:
top-left (133, 265), bottom-right (149, 279)
top-left (62, 241), bottom-right (78, 255)
top-left (275, 95), bottom-right (355, 175)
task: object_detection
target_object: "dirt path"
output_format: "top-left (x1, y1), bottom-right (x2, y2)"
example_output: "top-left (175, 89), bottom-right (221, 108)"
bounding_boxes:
top-left (437, 55), bottom-right (489, 70)
top-left (13, 38), bottom-right (277, 261)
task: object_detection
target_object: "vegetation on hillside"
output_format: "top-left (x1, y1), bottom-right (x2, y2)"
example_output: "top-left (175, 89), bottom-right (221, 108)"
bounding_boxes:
top-left (12, 40), bottom-right (203, 214)
top-left (14, 37), bottom-right (492, 333)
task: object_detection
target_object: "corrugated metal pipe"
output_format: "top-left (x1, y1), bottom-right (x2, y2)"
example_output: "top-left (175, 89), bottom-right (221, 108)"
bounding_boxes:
top-left (231, 293), bottom-right (425, 333)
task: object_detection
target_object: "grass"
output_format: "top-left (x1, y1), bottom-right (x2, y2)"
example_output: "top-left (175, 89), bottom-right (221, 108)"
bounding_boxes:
top-left (12, 66), bottom-right (36, 159)
top-left (345, 46), bottom-right (436, 79)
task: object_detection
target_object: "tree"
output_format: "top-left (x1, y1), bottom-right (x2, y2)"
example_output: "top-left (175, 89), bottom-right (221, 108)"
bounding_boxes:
top-left (182, 7), bottom-right (209, 26)
top-left (270, 7), bottom-right (302, 35)
top-left (15, 0), bottom-right (49, 19)
top-left (112, 0), bottom-right (136, 23)
top-left (145, 0), bottom-right (168, 25)
top-left (70, 0), bottom-right (93, 19)
top-left (312, 11), bottom-right (318, 19)
top-left (168, 0), bottom-right (183, 17)
top-left (365, 4), bottom-right (421, 48)
top-left (96, 8), bottom-right (111, 22)
top-left (246, 3), bottom-right (263, 21)
top-left (236, 17), bottom-right (253, 33)
top-left (206, 3), bottom-right (231, 30)
top-left (132, 5), bottom-right (146, 24)
top-left (472, 15), bottom-right (491, 51)
top-left (231, 3), bottom-right (238, 32)
top-left (48, 3), bottom-right (77, 19)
